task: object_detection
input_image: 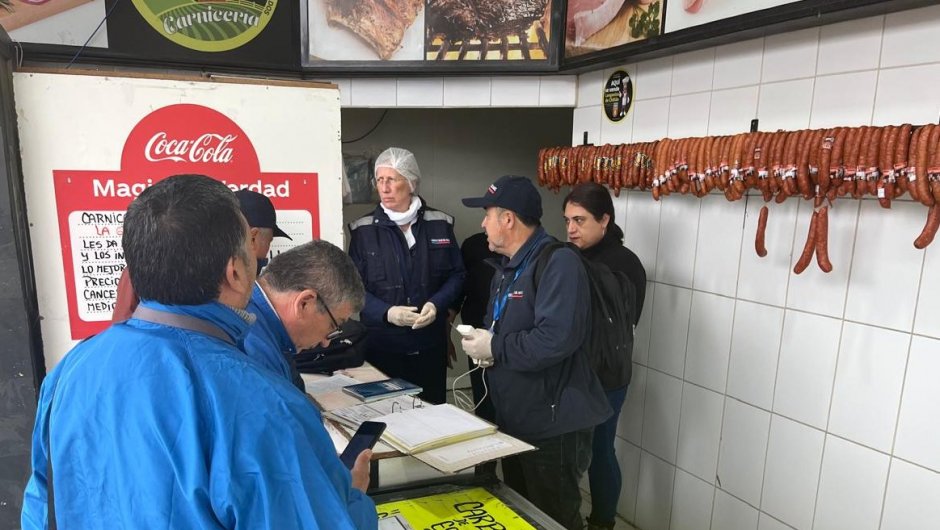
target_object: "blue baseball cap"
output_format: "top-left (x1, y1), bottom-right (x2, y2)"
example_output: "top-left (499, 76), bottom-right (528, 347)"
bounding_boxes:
top-left (461, 175), bottom-right (542, 221)
top-left (234, 189), bottom-right (291, 239)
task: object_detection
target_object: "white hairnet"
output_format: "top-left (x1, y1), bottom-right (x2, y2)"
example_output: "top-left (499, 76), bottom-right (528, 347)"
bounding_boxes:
top-left (375, 147), bottom-right (421, 192)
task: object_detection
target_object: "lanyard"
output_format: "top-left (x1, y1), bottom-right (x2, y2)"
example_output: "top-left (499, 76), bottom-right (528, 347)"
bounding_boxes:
top-left (490, 235), bottom-right (545, 330)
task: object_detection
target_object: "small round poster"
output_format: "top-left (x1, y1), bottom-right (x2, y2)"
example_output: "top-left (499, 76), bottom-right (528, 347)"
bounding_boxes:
top-left (603, 70), bottom-right (633, 122)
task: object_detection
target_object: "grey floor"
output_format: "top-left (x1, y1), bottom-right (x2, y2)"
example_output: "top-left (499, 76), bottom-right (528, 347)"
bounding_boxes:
top-left (579, 490), bottom-right (638, 530)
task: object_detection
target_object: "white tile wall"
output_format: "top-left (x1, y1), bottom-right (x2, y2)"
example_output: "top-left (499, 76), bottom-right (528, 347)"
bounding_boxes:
top-left (396, 78), bottom-right (444, 107)
top-left (727, 301), bottom-right (784, 411)
top-left (619, 363), bottom-right (647, 446)
top-left (761, 415), bottom-right (825, 530)
top-left (636, 56), bottom-right (675, 100)
top-left (572, 6), bottom-right (940, 529)
top-left (844, 200), bottom-right (925, 332)
top-left (712, 489), bottom-right (759, 530)
top-left (539, 76), bottom-right (577, 107)
top-left (761, 27), bottom-right (820, 84)
top-left (443, 77), bottom-right (492, 107)
top-left (677, 383), bottom-right (724, 484)
top-left (892, 336), bottom-right (940, 473)
top-left (647, 285), bottom-right (693, 378)
top-left (880, 458), bottom-right (940, 530)
top-left (773, 311), bottom-right (843, 430)
top-left (349, 78), bottom-right (398, 107)
top-left (642, 369), bottom-right (683, 464)
top-left (786, 200), bottom-right (860, 319)
top-left (816, 16), bottom-right (885, 76)
top-left (758, 79), bottom-right (815, 132)
top-left (708, 86), bottom-right (760, 137)
top-left (717, 399), bottom-right (771, 507)
top-left (737, 197), bottom-right (799, 307)
top-left (670, 469), bottom-right (714, 530)
top-left (713, 39), bottom-right (764, 90)
top-left (632, 97), bottom-right (671, 142)
top-left (573, 105), bottom-right (602, 147)
top-left (872, 64), bottom-right (940, 126)
top-left (810, 71), bottom-right (879, 128)
top-left (633, 282), bottom-right (656, 367)
top-left (636, 451), bottom-right (676, 530)
top-left (616, 440), bottom-right (643, 523)
top-left (655, 195), bottom-right (700, 287)
top-left (881, 4), bottom-right (940, 68)
top-left (813, 435), bottom-right (890, 530)
top-left (667, 93), bottom-right (712, 139)
top-left (672, 49), bottom-right (716, 96)
top-left (694, 195), bottom-right (746, 296)
top-left (490, 77), bottom-right (541, 107)
top-left (684, 292), bottom-right (734, 393)
top-left (828, 322), bottom-right (910, 453)
top-left (914, 242), bottom-right (940, 339)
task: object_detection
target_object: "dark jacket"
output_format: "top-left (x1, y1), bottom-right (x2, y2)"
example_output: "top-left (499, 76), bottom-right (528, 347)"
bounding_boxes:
top-left (348, 199), bottom-right (466, 355)
top-left (484, 227), bottom-right (611, 441)
top-left (459, 232), bottom-right (500, 329)
top-left (579, 224), bottom-right (647, 390)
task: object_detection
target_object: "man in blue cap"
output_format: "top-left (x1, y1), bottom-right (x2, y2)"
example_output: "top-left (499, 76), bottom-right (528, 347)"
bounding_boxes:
top-left (461, 175), bottom-right (611, 530)
top-left (234, 188), bottom-right (292, 272)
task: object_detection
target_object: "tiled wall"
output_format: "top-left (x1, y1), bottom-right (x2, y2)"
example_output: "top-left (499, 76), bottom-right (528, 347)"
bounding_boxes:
top-left (573, 5), bottom-right (940, 530)
top-left (317, 76), bottom-right (576, 108)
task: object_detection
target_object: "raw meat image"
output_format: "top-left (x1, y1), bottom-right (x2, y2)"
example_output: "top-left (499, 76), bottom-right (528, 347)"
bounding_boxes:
top-left (565, 0), bottom-right (661, 58)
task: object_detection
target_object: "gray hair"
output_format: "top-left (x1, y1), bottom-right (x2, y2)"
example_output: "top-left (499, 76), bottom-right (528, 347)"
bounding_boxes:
top-left (260, 240), bottom-right (365, 312)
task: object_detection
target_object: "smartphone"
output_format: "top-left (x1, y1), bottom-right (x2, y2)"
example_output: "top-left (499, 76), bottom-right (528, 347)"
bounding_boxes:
top-left (340, 421), bottom-right (386, 469)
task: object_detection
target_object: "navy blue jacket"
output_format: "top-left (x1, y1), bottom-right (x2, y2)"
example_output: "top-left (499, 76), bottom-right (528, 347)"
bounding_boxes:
top-left (484, 227), bottom-right (611, 441)
top-left (348, 200), bottom-right (466, 355)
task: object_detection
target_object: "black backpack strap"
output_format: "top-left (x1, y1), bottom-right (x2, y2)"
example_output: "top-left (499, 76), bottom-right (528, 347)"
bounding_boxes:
top-left (131, 306), bottom-right (235, 345)
top-left (532, 241), bottom-right (566, 289)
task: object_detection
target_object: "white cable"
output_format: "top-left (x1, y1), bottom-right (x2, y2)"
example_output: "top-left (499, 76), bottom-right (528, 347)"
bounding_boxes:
top-left (452, 364), bottom-right (488, 412)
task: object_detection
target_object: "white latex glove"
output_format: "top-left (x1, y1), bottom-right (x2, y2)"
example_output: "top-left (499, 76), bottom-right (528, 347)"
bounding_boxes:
top-left (411, 302), bottom-right (437, 330)
top-left (461, 328), bottom-right (494, 365)
top-left (387, 305), bottom-right (419, 327)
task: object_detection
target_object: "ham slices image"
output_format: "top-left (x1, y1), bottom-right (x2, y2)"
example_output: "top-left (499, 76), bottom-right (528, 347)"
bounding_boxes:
top-left (684, 0), bottom-right (704, 13)
top-left (567, 0), bottom-right (626, 46)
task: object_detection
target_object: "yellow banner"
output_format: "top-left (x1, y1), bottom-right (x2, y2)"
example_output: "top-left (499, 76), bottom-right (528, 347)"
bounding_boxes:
top-left (377, 487), bottom-right (536, 530)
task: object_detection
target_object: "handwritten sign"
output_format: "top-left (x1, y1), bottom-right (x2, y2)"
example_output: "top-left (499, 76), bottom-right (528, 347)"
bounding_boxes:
top-left (377, 487), bottom-right (536, 530)
top-left (68, 211), bottom-right (126, 320)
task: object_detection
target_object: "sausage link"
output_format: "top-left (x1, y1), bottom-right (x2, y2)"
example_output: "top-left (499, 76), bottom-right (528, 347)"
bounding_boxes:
top-left (756, 205), bottom-right (769, 257)
top-left (915, 204), bottom-right (940, 249)
top-left (815, 206), bottom-right (832, 273)
top-left (794, 209), bottom-right (819, 274)
top-left (917, 125), bottom-right (935, 206)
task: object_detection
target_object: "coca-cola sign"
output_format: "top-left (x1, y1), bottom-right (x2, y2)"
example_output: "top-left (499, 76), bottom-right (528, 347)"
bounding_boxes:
top-left (121, 104), bottom-right (260, 180)
top-left (144, 132), bottom-right (237, 163)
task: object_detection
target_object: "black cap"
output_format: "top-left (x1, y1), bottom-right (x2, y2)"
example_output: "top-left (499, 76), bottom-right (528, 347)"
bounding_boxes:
top-left (234, 189), bottom-right (291, 239)
top-left (461, 175), bottom-right (542, 220)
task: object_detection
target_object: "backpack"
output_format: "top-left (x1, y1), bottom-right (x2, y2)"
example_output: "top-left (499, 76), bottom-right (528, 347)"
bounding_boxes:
top-left (533, 242), bottom-right (637, 389)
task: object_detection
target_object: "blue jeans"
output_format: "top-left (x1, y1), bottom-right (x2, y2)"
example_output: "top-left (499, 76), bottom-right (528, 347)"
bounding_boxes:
top-left (588, 385), bottom-right (628, 527)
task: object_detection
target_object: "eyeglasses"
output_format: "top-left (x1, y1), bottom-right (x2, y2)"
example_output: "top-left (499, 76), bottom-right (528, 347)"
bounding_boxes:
top-left (374, 176), bottom-right (407, 186)
top-left (317, 296), bottom-right (343, 340)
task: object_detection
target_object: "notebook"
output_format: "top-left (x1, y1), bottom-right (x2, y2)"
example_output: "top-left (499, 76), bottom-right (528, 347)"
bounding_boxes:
top-left (373, 403), bottom-right (497, 453)
top-left (342, 378), bottom-right (423, 403)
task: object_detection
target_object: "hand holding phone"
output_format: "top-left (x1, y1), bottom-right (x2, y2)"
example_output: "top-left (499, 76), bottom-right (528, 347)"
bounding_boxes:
top-left (340, 421), bottom-right (386, 470)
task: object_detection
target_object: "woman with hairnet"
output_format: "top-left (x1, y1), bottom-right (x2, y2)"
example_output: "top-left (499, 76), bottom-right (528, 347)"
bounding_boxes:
top-left (347, 148), bottom-right (466, 404)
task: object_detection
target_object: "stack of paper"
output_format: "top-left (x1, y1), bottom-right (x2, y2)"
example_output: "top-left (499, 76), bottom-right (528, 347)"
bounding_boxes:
top-left (374, 403), bottom-right (497, 454)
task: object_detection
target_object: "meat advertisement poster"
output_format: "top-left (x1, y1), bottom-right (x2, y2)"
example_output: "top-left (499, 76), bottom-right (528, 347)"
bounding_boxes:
top-left (565, 0), bottom-right (663, 58)
top-left (13, 72), bottom-right (344, 367)
top-left (664, 0), bottom-right (802, 33)
top-left (305, 0), bottom-right (556, 63)
top-left (104, 0), bottom-right (297, 69)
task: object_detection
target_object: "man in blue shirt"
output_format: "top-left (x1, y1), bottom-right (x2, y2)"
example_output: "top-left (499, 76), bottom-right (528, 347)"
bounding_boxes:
top-left (243, 240), bottom-right (363, 391)
top-left (22, 175), bottom-right (377, 530)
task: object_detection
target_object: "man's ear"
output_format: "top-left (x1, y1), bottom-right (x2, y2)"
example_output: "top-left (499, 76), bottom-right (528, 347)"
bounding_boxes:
top-left (294, 289), bottom-right (317, 317)
top-left (248, 227), bottom-right (261, 250)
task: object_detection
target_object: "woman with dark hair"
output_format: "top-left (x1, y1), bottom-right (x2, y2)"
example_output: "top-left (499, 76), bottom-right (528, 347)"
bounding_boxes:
top-left (563, 182), bottom-right (647, 530)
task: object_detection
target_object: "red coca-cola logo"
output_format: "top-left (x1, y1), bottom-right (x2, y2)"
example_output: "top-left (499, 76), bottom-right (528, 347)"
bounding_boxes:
top-left (122, 104), bottom-right (260, 180)
top-left (144, 132), bottom-right (238, 164)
